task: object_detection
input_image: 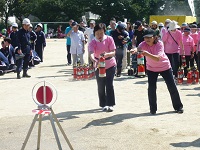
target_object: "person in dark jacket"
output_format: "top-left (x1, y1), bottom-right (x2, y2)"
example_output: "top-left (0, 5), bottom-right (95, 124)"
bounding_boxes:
top-left (16, 18), bottom-right (32, 79)
top-left (9, 23), bottom-right (18, 49)
top-left (110, 24), bottom-right (129, 77)
top-left (35, 23), bottom-right (46, 62)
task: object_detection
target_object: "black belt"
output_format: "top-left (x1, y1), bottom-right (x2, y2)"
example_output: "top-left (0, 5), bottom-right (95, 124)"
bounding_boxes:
top-left (95, 57), bottom-right (112, 60)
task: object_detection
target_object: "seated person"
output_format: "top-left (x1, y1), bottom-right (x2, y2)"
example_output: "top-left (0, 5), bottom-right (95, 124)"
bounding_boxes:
top-left (0, 39), bottom-right (15, 70)
top-left (4, 37), bottom-right (16, 69)
top-left (0, 51), bottom-right (9, 75)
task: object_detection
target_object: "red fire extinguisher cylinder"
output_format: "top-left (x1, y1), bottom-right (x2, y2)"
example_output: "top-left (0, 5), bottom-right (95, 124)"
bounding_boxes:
top-left (99, 56), bottom-right (106, 77)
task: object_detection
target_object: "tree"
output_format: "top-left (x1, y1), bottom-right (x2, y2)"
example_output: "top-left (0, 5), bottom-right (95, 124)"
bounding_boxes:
top-left (88, 0), bottom-right (160, 24)
top-left (0, 0), bottom-right (199, 28)
top-left (30, 0), bottom-right (64, 22)
top-left (0, 0), bottom-right (17, 28)
top-left (61, 0), bottom-right (88, 22)
top-left (0, 0), bottom-right (34, 27)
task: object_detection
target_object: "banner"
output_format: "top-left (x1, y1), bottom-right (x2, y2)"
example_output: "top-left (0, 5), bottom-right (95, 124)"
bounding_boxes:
top-left (188, 0), bottom-right (196, 17)
top-left (44, 24), bottom-right (47, 34)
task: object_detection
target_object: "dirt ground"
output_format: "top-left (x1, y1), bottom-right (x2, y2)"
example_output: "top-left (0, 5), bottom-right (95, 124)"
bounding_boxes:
top-left (0, 39), bottom-right (200, 150)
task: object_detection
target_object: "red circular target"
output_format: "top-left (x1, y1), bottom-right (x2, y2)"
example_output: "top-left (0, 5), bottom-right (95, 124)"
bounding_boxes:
top-left (36, 86), bottom-right (53, 104)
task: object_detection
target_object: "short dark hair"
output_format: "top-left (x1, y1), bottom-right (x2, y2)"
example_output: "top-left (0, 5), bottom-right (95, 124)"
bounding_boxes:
top-left (93, 23), bottom-right (106, 35)
top-left (4, 37), bottom-right (11, 44)
top-left (110, 17), bottom-right (116, 21)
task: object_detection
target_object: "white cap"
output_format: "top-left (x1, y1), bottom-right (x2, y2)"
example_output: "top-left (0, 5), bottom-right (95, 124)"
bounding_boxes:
top-left (158, 22), bottom-right (164, 27)
top-left (168, 20), bottom-right (180, 31)
top-left (165, 19), bottom-right (171, 23)
top-left (12, 23), bottom-right (18, 28)
top-left (90, 20), bottom-right (95, 24)
top-left (151, 21), bottom-right (157, 25)
top-left (29, 24), bottom-right (33, 28)
top-left (37, 23), bottom-right (43, 28)
top-left (22, 18), bottom-right (30, 25)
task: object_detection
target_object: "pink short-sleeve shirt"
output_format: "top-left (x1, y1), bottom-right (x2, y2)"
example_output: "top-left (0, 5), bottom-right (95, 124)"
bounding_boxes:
top-left (138, 41), bottom-right (171, 72)
top-left (182, 35), bottom-right (194, 56)
top-left (198, 32), bottom-right (200, 52)
top-left (162, 29), bottom-right (183, 54)
top-left (89, 35), bottom-right (116, 69)
top-left (190, 33), bottom-right (198, 52)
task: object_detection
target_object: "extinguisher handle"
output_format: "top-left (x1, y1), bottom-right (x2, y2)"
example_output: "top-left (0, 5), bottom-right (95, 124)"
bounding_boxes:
top-left (100, 52), bottom-right (105, 57)
top-left (93, 60), bottom-right (98, 68)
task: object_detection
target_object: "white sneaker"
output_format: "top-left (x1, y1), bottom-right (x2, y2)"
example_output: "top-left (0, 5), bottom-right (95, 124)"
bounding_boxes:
top-left (107, 106), bottom-right (114, 112)
top-left (102, 106), bottom-right (108, 111)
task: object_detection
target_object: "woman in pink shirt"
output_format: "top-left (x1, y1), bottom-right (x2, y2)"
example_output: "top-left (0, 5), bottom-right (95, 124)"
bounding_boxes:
top-left (89, 23), bottom-right (116, 112)
top-left (190, 24), bottom-right (198, 68)
top-left (162, 20), bottom-right (184, 78)
top-left (130, 29), bottom-right (183, 114)
top-left (180, 28), bottom-right (195, 77)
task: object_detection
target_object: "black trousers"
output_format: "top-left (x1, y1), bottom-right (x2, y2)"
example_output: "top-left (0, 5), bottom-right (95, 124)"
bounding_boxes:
top-left (66, 45), bottom-right (71, 64)
top-left (198, 52), bottom-right (200, 75)
top-left (35, 45), bottom-right (44, 62)
top-left (194, 52), bottom-right (200, 74)
top-left (115, 47), bottom-right (124, 69)
top-left (147, 69), bottom-right (183, 112)
top-left (166, 53), bottom-right (180, 77)
top-left (95, 66), bottom-right (116, 107)
top-left (16, 53), bottom-right (30, 73)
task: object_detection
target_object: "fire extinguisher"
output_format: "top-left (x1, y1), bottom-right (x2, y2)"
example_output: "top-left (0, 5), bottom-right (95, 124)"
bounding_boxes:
top-left (187, 68), bottom-right (193, 85)
top-left (88, 65), bottom-right (92, 78)
top-left (137, 53), bottom-right (144, 65)
top-left (73, 65), bottom-right (77, 79)
top-left (77, 65), bottom-right (82, 80)
top-left (181, 55), bottom-right (186, 67)
top-left (138, 65), bottom-right (145, 76)
top-left (84, 65), bottom-right (89, 80)
top-left (177, 67), bottom-right (184, 84)
top-left (99, 56), bottom-right (106, 77)
top-left (80, 65), bottom-right (84, 80)
top-left (137, 52), bottom-right (145, 76)
top-left (194, 69), bottom-right (199, 84)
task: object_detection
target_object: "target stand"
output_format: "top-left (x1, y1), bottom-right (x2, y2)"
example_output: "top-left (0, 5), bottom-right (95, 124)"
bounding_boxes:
top-left (21, 81), bottom-right (74, 150)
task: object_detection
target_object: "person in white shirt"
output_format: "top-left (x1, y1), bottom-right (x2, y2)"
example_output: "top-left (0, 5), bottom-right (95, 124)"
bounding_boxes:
top-left (160, 19), bottom-right (171, 39)
top-left (67, 22), bottom-right (85, 66)
top-left (84, 20), bottom-right (95, 44)
top-left (84, 20), bottom-right (95, 64)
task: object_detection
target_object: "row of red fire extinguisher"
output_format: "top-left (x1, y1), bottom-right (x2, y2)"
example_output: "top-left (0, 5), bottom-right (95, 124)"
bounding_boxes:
top-left (177, 55), bottom-right (199, 85)
top-left (177, 67), bottom-right (199, 85)
top-left (73, 64), bottom-right (95, 80)
top-left (73, 56), bottom-right (107, 80)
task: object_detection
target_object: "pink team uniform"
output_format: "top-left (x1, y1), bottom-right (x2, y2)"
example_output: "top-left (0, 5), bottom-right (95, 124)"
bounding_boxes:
top-left (198, 32), bottom-right (200, 52)
top-left (162, 30), bottom-right (183, 54)
top-left (182, 34), bottom-right (194, 56)
top-left (190, 33), bottom-right (198, 52)
top-left (138, 41), bottom-right (171, 72)
top-left (89, 35), bottom-right (116, 69)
